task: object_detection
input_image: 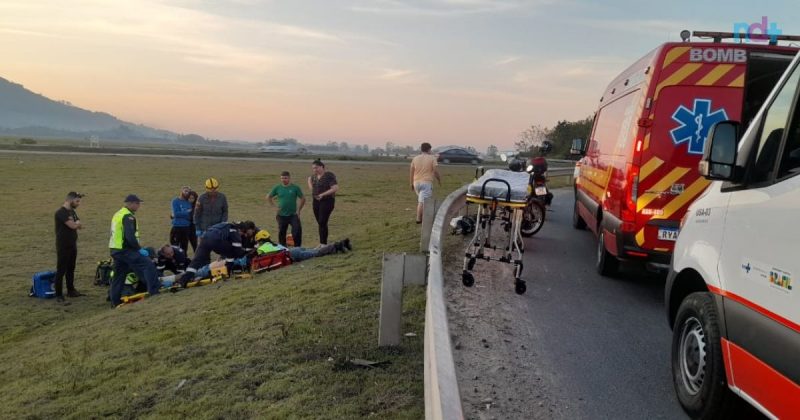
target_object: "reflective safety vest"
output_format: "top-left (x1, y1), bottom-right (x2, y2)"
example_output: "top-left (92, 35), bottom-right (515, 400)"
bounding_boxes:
top-left (257, 241), bottom-right (284, 255)
top-left (109, 207), bottom-right (138, 250)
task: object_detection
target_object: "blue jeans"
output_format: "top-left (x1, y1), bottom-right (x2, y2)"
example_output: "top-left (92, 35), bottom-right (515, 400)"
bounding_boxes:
top-left (110, 249), bottom-right (159, 306)
top-left (288, 247), bottom-right (319, 262)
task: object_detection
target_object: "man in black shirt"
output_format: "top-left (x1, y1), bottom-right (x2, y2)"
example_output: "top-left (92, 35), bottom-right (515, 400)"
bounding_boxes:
top-left (54, 192), bottom-right (85, 302)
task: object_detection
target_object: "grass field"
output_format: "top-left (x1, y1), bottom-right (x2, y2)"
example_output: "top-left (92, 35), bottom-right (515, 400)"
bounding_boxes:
top-left (0, 153), bottom-right (480, 419)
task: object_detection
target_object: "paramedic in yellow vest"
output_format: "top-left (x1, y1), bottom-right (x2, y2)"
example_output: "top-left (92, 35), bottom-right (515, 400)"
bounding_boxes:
top-left (108, 194), bottom-right (159, 306)
top-left (254, 230), bottom-right (351, 262)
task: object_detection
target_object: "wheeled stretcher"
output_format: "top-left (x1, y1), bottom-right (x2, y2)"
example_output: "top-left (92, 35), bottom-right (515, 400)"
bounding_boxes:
top-left (463, 169), bottom-right (529, 294)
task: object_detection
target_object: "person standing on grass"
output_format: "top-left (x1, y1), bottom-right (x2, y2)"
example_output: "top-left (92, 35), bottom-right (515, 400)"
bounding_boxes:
top-left (307, 159), bottom-right (338, 245)
top-left (186, 189), bottom-right (199, 252)
top-left (54, 191), bottom-right (85, 303)
top-left (170, 186), bottom-right (193, 252)
top-left (410, 142), bottom-right (441, 224)
top-left (268, 171), bottom-right (305, 247)
top-left (108, 194), bottom-right (160, 307)
top-left (194, 177), bottom-right (228, 239)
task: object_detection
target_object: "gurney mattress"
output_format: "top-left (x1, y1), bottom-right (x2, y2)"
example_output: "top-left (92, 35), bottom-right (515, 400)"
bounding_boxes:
top-left (467, 169), bottom-right (529, 203)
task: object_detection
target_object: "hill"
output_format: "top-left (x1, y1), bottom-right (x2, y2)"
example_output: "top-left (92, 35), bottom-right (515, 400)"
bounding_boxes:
top-left (0, 76), bottom-right (177, 140)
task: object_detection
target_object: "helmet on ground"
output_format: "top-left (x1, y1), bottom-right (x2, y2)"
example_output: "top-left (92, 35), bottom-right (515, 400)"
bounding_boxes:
top-left (255, 230), bottom-right (271, 241)
top-left (204, 177), bottom-right (220, 190)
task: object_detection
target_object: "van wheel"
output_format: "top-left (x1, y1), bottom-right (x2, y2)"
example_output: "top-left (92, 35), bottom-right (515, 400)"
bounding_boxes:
top-left (596, 230), bottom-right (618, 276)
top-left (672, 292), bottom-right (733, 419)
top-left (573, 199), bottom-right (586, 230)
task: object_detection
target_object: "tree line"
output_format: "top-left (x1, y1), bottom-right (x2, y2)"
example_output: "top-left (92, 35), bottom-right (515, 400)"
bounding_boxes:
top-left (485, 116), bottom-right (594, 159)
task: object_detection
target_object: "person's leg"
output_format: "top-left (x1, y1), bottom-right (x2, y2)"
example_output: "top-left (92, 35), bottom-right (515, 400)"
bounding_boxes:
top-left (291, 214), bottom-right (302, 247)
top-left (129, 253), bottom-right (160, 296)
top-left (288, 247), bottom-right (318, 262)
top-left (188, 226), bottom-right (198, 252)
top-left (65, 246), bottom-right (78, 293)
top-left (415, 182), bottom-right (431, 223)
top-left (110, 252), bottom-right (131, 306)
top-left (54, 247), bottom-right (67, 298)
top-left (318, 199), bottom-right (334, 245)
top-left (277, 215), bottom-right (289, 246)
top-left (176, 227), bottom-right (190, 253)
top-left (170, 226), bottom-right (180, 247)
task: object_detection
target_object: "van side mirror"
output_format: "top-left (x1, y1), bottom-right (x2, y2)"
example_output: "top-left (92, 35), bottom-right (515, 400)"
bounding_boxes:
top-left (699, 121), bottom-right (739, 181)
top-left (570, 139), bottom-right (585, 156)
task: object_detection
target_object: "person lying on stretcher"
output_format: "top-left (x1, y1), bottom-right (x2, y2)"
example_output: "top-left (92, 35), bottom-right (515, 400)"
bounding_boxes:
top-left (254, 230), bottom-right (351, 261)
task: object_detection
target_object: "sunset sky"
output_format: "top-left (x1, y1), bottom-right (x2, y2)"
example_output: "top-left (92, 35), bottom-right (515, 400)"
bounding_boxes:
top-left (1, 1), bottom-right (798, 149)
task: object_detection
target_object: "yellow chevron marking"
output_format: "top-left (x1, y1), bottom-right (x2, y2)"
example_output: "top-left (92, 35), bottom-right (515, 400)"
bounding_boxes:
top-left (653, 177), bottom-right (712, 220)
top-left (697, 64), bottom-right (735, 86)
top-left (643, 132), bottom-right (651, 151)
top-left (655, 63), bottom-right (703, 100)
top-left (728, 73), bottom-right (745, 88)
top-left (663, 47), bottom-right (690, 68)
top-left (655, 247), bottom-right (670, 252)
top-left (639, 156), bottom-right (664, 182)
top-left (636, 228), bottom-right (645, 246)
top-left (636, 167), bottom-right (690, 211)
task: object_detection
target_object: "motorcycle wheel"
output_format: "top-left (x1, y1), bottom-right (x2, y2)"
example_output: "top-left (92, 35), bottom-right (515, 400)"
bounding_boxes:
top-left (520, 200), bottom-right (545, 237)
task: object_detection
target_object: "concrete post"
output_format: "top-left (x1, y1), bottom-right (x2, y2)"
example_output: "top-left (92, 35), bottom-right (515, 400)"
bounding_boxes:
top-left (403, 253), bottom-right (428, 286)
top-left (379, 253), bottom-right (405, 347)
top-left (420, 197), bottom-right (437, 253)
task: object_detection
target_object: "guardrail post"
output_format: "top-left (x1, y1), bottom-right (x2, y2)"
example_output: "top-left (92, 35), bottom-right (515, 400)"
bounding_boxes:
top-left (403, 253), bottom-right (427, 286)
top-left (420, 196), bottom-right (437, 253)
top-left (379, 253), bottom-right (405, 347)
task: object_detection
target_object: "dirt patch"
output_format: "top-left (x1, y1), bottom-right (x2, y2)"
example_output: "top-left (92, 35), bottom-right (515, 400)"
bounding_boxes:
top-left (442, 230), bottom-right (570, 420)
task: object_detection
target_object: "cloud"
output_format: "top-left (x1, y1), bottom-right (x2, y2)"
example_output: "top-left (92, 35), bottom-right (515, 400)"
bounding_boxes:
top-left (377, 68), bottom-right (424, 83)
top-left (349, 0), bottom-right (550, 17)
top-left (493, 56), bottom-right (522, 66)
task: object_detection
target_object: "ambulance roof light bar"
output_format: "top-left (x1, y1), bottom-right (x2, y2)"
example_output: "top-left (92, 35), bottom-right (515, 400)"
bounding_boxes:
top-left (689, 30), bottom-right (800, 46)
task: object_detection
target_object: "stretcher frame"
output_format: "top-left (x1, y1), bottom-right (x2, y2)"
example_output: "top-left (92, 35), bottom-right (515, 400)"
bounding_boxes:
top-left (462, 175), bottom-right (527, 294)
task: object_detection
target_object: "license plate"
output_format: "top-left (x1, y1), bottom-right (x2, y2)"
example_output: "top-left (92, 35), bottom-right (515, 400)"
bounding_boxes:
top-left (658, 227), bottom-right (679, 241)
top-left (535, 186), bottom-right (547, 196)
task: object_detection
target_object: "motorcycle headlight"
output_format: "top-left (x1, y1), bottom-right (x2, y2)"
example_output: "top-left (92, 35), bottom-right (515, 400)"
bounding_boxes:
top-left (526, 164), bottom-right (534, 173)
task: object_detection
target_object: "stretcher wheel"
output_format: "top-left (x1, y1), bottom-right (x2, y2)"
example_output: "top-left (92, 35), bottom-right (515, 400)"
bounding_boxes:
top-left (462, 271), bottom-right (475, 287)
top-left (515, 280), bottom-right (526, 295)
top-left (467, 257), bottom-right (477, 270)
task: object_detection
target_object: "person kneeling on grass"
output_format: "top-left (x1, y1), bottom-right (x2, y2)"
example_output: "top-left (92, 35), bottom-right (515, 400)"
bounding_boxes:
top-left (180, 221), bottom-right (258, 286)
top-left (254, 229), bottom-right (351, 262)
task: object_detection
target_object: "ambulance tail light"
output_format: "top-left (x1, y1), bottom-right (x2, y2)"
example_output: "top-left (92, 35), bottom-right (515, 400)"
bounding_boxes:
top-left (621, 164), bottom-right (639, 232)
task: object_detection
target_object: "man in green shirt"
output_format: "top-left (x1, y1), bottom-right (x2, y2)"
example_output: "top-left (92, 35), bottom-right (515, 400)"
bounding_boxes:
top-left (268, 171), bottom-right (306, 247)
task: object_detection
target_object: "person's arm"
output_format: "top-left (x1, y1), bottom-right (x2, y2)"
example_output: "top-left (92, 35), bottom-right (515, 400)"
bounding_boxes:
top-left (409, 162), bottom-right (416, 191)
top-left (267, 186), bottom-right (277, 207)
top-left (193, 198), bottom-right (203, 227)
top-left (319, 174), bottom-right (339, 198)
top-left (321, 184), bottom-right (339, 198)
top-left (122, 215), bottom-right (141, 250)
top-left (229, 231), bottom-right (247, 258)
top-left (307, 176), bottom-right (314, 197)
top-left (298, 195), bottom-right (306, 212)
top-left (59, 211), bottom-right (82, 230)
top-left (173, 199), bottom-right (191, 223)
top-left (434, 167), bottom-right (442, 186)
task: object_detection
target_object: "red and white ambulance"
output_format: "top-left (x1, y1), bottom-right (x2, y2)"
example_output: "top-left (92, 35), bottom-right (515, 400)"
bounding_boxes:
top-left (666, 49), bottom-right (800, 419)
top-left (572, 32), bottom-right (798, 276)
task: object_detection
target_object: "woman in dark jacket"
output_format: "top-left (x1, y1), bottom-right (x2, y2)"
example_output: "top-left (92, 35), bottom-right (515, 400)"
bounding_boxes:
top-left (307, 159), bottom-right (338, 245)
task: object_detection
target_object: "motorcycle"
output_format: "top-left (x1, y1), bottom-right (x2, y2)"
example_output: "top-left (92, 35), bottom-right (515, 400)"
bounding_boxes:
top-left (500, 154), bottom-right (551, 237)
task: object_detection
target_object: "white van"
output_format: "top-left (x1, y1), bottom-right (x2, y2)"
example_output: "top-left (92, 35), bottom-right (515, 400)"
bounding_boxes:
top-left (666, 51), bottom-right (800, 419)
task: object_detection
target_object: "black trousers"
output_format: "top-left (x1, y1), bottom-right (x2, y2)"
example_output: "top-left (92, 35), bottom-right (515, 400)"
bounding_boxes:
top-left (55, 243), bottom-right (77, 297)
top-left (188, 224), bottom-right (198, 253)
top-left (170, 226), bottom-right (192, 253)
top-left (312, 198), bottom-right (335, 245)
top-left (276, 214), bottom-right (302, 247)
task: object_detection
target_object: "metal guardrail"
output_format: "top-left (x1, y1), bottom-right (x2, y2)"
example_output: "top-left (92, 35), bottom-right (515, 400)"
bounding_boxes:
top-left (425, 185), bottom-right (467, 420)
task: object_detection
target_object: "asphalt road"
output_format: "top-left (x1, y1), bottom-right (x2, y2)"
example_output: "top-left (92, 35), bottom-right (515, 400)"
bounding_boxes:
top-left (518, 189), bottom-right (684, 419)
top-left (446, 189), bottom-right (764, 419)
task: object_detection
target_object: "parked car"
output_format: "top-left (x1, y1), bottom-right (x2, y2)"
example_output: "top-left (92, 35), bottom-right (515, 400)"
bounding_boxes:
top-left (666, 50), bottom-right (800, 419)
top-left (436, 148), bottom-right (482, 164)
